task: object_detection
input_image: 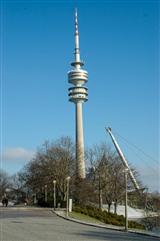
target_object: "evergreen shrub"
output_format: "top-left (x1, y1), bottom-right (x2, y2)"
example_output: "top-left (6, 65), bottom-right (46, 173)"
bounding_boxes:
top-left (73, 205), bottom-right (145, 230)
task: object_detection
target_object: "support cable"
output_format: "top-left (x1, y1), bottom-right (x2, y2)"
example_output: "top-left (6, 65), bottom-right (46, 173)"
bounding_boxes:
top-left (114, 131), bottom-right (158, 164)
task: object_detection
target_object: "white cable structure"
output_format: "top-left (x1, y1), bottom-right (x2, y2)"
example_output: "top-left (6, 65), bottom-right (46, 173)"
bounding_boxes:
top-left (114, 131), bottom-right (158, 164)
top-left (112, 131), bottom-right (159, 174)
top-left (106, 127), bottom-right (140, 190)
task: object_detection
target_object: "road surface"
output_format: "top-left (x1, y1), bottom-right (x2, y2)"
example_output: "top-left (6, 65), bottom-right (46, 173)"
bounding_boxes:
top-left (0, 207), bottom-right (159, 241)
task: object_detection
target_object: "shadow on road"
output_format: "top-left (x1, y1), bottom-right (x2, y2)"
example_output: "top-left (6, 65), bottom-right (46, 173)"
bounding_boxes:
top-left (0, 207), bottom-right (55, 219)
top-left (74, 230), bottom-right (160, 241)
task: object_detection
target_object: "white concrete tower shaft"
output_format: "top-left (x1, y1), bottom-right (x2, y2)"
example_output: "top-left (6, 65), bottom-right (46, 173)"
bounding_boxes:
top-left (68, 9), bottom-right (88, 179)
top-left (76, 102), bottom-right (85, 178)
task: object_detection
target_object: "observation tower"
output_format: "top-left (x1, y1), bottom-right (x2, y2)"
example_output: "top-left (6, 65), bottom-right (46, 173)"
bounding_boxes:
top-left (68, 9), bottom-right (88, 179)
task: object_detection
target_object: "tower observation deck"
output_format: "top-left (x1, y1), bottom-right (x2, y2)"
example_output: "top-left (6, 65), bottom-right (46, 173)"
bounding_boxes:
top-left (68, 9), bottom-right (88, 179)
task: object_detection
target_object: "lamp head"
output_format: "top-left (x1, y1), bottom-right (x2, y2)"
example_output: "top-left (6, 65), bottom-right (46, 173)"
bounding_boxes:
top-left (66, 176), bottom-right (71, 181)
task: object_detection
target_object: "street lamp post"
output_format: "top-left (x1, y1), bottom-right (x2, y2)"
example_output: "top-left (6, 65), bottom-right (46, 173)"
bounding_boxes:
top-left (53, 180), bottom-right (56, 210)
top-left (66, 176), bottom-right (71, 217)
top-left (124, 168), bottom-right (128, 232)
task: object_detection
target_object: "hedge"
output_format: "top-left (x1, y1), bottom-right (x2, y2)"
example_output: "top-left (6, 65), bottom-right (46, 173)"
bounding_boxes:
top-left (73, 205), bottom-right (145, 230)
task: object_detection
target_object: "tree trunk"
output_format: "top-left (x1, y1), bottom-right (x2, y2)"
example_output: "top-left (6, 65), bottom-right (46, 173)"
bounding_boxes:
top-left (99, 189), bottom-right (103, 210)
top-left (114, 201), bottom-right (117, 214)
top-left (108, 203), bottom-right (111, 213)
top-left (98, 175), bottom-right (103, 210)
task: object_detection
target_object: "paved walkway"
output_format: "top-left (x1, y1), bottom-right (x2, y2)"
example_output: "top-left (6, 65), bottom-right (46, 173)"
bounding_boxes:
top-left (1, 207), bottom-right (159, 241)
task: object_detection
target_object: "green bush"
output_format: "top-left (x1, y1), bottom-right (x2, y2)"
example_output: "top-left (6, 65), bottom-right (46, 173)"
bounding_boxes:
top-left (129, 220), bottom-right (145, 229)
top-left (72, 205), bottom-right (145, 230)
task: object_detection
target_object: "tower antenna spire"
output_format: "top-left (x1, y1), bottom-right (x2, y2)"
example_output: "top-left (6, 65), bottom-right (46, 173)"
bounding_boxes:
top-left (74, 8), bottom-right (82, 67)
top-left (75, 7), bottom-right (78, 35)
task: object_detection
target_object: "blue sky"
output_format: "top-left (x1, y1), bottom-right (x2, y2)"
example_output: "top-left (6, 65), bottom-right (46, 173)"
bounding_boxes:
top-left (1, 0), bottom-right (159, 191)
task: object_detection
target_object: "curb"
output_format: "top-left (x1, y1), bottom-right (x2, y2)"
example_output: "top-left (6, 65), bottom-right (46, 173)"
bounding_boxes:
top-left (52, 210), bottom-right (160, 239)
top-left (53, 210), bottom-right (123, 231)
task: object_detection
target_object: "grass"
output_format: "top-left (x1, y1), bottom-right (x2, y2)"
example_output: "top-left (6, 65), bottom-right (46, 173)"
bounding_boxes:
top-left (69, 211), bottom-right (104, 224)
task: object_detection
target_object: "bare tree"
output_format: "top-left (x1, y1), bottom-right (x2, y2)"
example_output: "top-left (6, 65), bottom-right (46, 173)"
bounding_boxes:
top-left (10, 172), bottom-right (29, 203)
top-left (87, 143), bottom-right (118, 211)
top-left (86, 143), bottom-right (142, 214)
top-left (0, 169), bottom-right (11, 199)
top-left (21, 137), bottom-right (75, 206)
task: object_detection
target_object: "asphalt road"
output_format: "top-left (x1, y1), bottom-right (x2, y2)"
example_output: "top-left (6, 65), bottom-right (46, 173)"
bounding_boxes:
top-left (0, 207), bottom-right (159, 241)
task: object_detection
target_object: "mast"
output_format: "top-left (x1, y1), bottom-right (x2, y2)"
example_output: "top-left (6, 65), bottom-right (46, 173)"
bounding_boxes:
top-left (106, 127), bottom-right (140, 190)
top-left (74, 8), bottom-right (80, 64)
